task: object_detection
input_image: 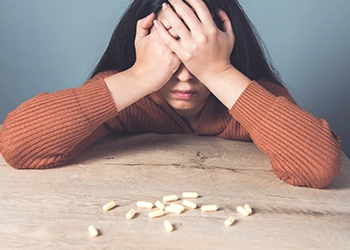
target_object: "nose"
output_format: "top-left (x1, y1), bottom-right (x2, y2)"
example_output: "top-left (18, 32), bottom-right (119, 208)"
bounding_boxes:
top-left (174, 64), bottom-right (193, 82)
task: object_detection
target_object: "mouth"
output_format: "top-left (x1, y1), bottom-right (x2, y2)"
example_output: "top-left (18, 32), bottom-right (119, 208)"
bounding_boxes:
top-left (171, 90), bottom-right (197, 100)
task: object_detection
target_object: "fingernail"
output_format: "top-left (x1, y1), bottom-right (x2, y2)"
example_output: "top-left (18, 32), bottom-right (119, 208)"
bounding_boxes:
top-left (162, 3), bottom-right (168, 10)
top-left (153, 20), bottom-right (159, 28)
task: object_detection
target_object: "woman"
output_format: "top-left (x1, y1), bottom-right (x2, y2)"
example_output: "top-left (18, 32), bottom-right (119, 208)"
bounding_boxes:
top-left (0, 0), bottom-right (341, 188)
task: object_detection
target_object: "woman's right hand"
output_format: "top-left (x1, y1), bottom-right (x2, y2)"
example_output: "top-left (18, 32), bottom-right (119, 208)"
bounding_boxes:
top-left (131, 13), bottom-right (181, 92)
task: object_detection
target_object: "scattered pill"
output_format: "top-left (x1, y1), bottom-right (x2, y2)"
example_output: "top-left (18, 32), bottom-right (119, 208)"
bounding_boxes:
top-left (182, 192), bottom-right (198, 199)
top-left (149, 210), bottom-right (165, 219)
top-left (201, 205), bottom-right (218, 212)
top-left (136, 201), bottom-right (154, 209)
top-left (164, 220), bottom-right (174, 232)
top-left (165, 205), bottom-right (182, 214)
top-left (182, 200), bottom-right (197, 209)
top-left (163, 195), bottom-right (178, 202)
top-left (155, 200), bottom-right (166, 210)
top-left (224, 216), bottom-right (235, 227)
top-left (170, 203), bottom-right (185, 212)
top-left (244, 204), bottom-right (253, 215)
top-left (88, 225), bottom-right (99, 237)
top-left (236, 206), bottom-right (249, 216)
top-left (126, 209), bottom-right (136, 220)
top-left (102, 201), bottom-right (116, 211)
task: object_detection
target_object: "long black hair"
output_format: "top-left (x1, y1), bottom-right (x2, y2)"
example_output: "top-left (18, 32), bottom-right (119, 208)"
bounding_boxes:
top-left (91, 0), bottom-right (284, 87)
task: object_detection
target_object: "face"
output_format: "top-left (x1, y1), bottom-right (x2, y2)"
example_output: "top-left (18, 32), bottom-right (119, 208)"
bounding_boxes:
top-left (155, 12), bottom-right (211, 116)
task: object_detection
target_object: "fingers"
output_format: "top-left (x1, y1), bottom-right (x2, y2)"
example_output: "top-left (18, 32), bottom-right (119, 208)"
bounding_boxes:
top-left (217, 9), bottom-right (234, 40)
top-left (161, 3), bottom-right (192, 41)
top-left (135, 13), bottom-right (156, 41)
top-left (170, 0), bottom-right (215, 26)
top-left (153, 19), bottom-right (182, 56)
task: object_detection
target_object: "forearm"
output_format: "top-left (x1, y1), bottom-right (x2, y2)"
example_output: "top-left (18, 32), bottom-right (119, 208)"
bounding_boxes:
top-left (229, 82), bottom-right (341, 188)
top-left (202, 66), bottom-right (251, 109)
top-left (0, 74), bottom-right (118, 169)
top-left (104, 69), bottom-right (155, 112)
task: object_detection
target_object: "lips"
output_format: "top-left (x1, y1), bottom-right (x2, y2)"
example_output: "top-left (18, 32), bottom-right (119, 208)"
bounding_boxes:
top-left (171, 90), bottom-right (197, 100)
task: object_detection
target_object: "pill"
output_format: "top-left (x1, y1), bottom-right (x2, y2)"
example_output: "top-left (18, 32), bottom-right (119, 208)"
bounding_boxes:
top-left (126, 209), bottom-right (136, 220)
top-left (164, 220), bottom-right (174, 232)
top-left (102, 201), bottom-right (116, 211)
top-left (136, 201), bottom-right (154, 209)
top-left (88, 225), bottom-right (99, 237)
top-left (182, 200), bottom-right (197, 209)
top-left (224, 216), bottom-right (235, 227)
top-left (244, 204), bottom-right (253, 215)
top-left (182, 192), bottom-right (199, 199)
top-left (201, 205), bottom-right (218, 212)
top-left (236, 206), bottom-right (249, 216)
top-left (163, 195), bottom-right (178, 202)
top-left (155, 200), bottom-right (166, 210)
top-left (170, 203), bottom-right (185, 212)
top-left (165, 205), bottom-right (182, 214)
top-left (149, 210), bottom-right (165, 218)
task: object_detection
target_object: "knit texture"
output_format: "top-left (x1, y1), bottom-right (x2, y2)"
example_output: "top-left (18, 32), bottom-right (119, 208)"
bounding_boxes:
top-left (0, 71), bottom-right (341, 188)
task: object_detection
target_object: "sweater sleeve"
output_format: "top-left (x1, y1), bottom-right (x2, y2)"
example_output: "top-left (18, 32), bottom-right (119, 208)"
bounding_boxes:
top-left (0, 71), bottom-right (119, 169)
top-left (229, 81), bottom-right (341, 189)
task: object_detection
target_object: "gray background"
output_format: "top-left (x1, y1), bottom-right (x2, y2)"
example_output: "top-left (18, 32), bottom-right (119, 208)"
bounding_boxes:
top-left (0, 0), bottom-right (349, 157)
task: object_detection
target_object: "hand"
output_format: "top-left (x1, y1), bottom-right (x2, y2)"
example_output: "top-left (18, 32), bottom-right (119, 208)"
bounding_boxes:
top-left (131, 13), bottom-right (181, 92)
top-left (154, 0), bottom-right (236, 85)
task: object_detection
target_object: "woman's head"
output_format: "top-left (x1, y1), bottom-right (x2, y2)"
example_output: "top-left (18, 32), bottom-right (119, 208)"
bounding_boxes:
top-left (91, 0), bottom-right (283, 87)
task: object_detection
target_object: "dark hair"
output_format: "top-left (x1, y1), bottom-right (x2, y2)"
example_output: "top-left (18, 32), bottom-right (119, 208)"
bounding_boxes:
top-left (91, 0), bottom-right (284, 87)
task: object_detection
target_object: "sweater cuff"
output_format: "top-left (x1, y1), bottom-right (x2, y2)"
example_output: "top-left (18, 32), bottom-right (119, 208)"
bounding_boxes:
top-left (73, 79), bottom-right (118, 129)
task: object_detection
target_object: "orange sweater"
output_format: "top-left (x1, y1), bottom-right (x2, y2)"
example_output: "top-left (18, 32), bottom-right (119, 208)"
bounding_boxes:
top-left (0, 71), bottom-right (341, 188)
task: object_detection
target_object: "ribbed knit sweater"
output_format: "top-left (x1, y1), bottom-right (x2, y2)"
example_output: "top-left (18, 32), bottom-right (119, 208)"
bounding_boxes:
top-left (0, 71), bottom-right (341, 188)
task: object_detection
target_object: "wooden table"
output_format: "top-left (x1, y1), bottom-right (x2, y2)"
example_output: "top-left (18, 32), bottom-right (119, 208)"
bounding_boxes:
top-left (1, 131), bottom-right (349, 249)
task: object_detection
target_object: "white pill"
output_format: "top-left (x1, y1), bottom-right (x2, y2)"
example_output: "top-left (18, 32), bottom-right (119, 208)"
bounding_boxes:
top-left (244, 204), bottom-right (253, 215)
top-left (164, 220), bottom-right (174, 232)
top-left (149, 210), bottom-right (165, 218)
top-left (224, 216), bottom-right (235, 227)
top-left (165, 205), bottom-right (182, 214)
top-left (182, 192), bottom-right (198, 199)
top-left (136, 201), bottom-right (154, 209)
top-left (236, 206), bottom-right (249, 216)
top-left (155, 200), bottom-right (166, 211)
top-left (201, 205), bottom-right (218, 212)
top-left (163, 195), bottom-right (178, 202)
top-left (170, 203), bottom-right (185, 212)
top-left (102, 201), bottom-right (116, 211)
top-left (182, 200), bottom-right (197, 209)
top-left (126, 209), bottom-right (136, 220)
top-left (88, 225), bottom-right (99, 237)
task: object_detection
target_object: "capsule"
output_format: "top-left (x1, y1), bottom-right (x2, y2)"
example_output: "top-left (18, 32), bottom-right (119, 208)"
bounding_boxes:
top-left (126, 209), bottom-right (136, 220)
top-left (182, 192), bottom-right (199, 199)
top-left (164, 220), bottom-right (174, 232)
top-left (244, 204), bottom-right (253, 215)
top-left (236, 206), bottom-right (249, 216)
top-left (163, 195), bottom-right (178, 202)
top-left (200, 205), bottom-right (218, 212)
top-left (182, 200), bottom-right (197, 209)
top-left (224, 216), bottom-right (235, 227)
top-left (170, 203), bottom-right (185, 212)
top-left (165, 206), bottom-right (182, 214)
top-left (155, 200), bottom-right (166, 211)
top-left (102, 201), bottom-right (116, 211)
top-left (88, 225), bottom-right (99, 237)
top-left (136, 201), bottom-right (154, 209)
top-left (149, 210), bottom-right (165, 218)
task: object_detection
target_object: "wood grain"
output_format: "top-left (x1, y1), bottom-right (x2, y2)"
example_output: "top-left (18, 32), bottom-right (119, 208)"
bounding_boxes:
top-left (0, 131), bottom-right (349, 249)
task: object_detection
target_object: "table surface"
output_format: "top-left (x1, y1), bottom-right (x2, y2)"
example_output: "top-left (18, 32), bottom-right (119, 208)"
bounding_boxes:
top-left (0, 130), bottom-right (349, 250)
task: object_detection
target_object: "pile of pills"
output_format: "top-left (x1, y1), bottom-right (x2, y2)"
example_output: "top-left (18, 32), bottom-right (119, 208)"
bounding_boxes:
top-left (88, 192), bottom-right (254, 237)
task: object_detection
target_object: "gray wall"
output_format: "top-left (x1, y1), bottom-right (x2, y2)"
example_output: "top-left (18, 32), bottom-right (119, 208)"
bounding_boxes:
top-left (0, 0), bottom-right (349, 157)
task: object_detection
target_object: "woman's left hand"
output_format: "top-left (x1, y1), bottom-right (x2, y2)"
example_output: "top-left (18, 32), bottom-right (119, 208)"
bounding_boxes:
top-left (154, 0), bottom-right (235, 84)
